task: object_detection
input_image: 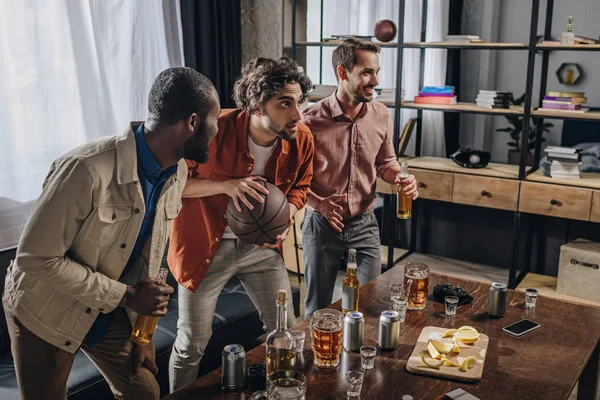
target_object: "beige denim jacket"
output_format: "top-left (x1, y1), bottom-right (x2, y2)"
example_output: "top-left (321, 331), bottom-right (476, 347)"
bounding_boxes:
top-left (2, 123), bottom-right (186, 353)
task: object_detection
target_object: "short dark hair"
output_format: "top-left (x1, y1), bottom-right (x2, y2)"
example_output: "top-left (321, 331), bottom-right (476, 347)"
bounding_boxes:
top-left (332, 38), bottom-right (381, 80)
top-left (233, 57), bottom-right (312, 114)
top-left (148, 67), bottom-right (217, 125)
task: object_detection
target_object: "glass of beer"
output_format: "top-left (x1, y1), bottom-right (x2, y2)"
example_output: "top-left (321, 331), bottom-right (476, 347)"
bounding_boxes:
top-left (310, 309), bottom-right (343, 368)
top-left (404, 263), bottom-right (430, 310)
top-left (397, 161), bottom-right (412, 219)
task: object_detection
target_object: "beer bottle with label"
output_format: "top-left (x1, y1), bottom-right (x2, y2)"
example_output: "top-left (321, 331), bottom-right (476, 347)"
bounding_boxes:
top-left (265, 290), bottom-right (296, 375)
top-left (342, 249), bottom-right (360, 315)
top-left (131, 268), bottom-right (169, 345)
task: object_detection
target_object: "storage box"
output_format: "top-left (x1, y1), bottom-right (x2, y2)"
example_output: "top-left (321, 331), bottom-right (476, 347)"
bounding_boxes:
top-left (557, 239), bottom-right (600, 303)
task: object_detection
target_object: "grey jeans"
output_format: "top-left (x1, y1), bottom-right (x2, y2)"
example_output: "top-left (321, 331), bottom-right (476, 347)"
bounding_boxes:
top-left (303, 210), bottom-right (381, 318)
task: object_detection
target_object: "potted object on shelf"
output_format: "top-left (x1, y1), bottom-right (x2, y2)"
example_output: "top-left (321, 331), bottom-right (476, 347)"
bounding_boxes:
top-left (495, 93), bottom-right (553, 166)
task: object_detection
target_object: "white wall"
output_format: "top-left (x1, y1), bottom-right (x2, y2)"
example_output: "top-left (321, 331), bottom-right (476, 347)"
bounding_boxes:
top-left (489, 0), bottom-right (600, 162)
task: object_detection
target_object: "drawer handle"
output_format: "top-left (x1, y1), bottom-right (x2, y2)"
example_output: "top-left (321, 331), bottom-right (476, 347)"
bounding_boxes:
top-left (550, 199), bottom-right (558, 206)
top-left (571, 259), bottom-right (599, 270)
top-left (418, 182), bottom-right (426, 188)
top-left (481, 190), bottom-right (491, 198)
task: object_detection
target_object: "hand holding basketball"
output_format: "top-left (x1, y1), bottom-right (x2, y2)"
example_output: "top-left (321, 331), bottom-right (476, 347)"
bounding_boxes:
top-left (224, 176), bottom-right (270, 212)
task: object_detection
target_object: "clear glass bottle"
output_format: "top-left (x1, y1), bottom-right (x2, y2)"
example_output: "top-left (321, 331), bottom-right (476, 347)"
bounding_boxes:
top-left (342, 249), bottom-right (360, 315)
top-left (397, 161), bottom-right (412, 219)
top-left (131, 268), bottom-right (169, 345)
top-left (265, 290), bottom-right (296, 376)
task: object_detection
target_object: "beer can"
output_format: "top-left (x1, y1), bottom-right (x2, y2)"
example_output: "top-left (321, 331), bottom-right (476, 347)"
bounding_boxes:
top-left (343, 311), bottom-right (364, 351)
top-left (488, 282), bottom-right (507, 318)
top-left (222, 344), bottom-right (246, 390)
top-left (378, 310), bottom-right (400, 350)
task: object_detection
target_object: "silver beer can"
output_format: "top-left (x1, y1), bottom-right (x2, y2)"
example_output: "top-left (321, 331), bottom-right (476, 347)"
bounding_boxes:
top-left (378, 310), bottom-right (400, 350)
top-left (488, 282), bottom-right (507, 318)
top-left (222, 344), bottom-right (246, 390)
top-left (343, 311), bottom-right (365, 351)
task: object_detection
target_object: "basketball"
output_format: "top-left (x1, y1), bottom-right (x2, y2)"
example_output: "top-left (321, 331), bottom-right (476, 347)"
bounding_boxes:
top-left (374, 19), bottom-right (397, 43)
top-left (226, 181), bottom-right (291, 245)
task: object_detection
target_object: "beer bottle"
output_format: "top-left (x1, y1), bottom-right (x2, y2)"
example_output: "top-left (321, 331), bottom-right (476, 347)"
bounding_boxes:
top-left (131, 268), bottom-right (169, 345)
top-left (397, 161), bottom-right (412, 219)
top-left (265, 290), bottom-right (296, 376)
top-left (342, 249), bottom-right (359, 315)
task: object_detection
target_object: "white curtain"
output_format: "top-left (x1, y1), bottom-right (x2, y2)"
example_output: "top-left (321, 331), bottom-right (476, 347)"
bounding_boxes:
top-left (0, 0), bottom-right (184, 248)
top-left (306, 0), bottom-right (448, 157)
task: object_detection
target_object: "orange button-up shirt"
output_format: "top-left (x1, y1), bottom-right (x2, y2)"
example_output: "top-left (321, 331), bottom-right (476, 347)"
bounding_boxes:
top-left (168, 109), bottom-right (314, 292)
top-left (302, 92), bottom-right (398, 219)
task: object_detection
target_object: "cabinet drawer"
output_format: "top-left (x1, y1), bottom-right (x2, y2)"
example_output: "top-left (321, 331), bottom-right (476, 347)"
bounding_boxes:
top-left (452, 175), bottom-right (520, 211)
top-left (412, 169), bottom-right (453, 202)
top-left (519, 182), bottom-right (592, 221)
top-left (592, 191), bottom-right (600, 223)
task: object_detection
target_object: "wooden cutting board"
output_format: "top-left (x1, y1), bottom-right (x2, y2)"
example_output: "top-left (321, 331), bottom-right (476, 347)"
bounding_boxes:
top-left (406, 326), bottom-right (489, 382)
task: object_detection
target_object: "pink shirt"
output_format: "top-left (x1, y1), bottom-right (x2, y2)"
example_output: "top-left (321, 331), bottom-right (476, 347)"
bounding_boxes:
top-left (302, 92), bottom-right (399, 219)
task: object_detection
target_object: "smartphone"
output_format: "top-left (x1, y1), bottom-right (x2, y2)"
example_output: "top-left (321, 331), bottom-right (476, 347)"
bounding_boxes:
top-left (502, 319), bottom-right (541, 337)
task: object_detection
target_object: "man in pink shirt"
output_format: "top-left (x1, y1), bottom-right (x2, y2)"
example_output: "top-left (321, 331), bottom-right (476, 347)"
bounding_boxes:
top-left (302, 38), bottom-right (419, 317)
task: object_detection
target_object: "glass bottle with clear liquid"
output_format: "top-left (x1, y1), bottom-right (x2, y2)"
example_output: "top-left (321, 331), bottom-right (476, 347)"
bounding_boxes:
top-left (397, 161), bottom-right (412, 219)
top-left (342, 249), bottom-right (360, 315)
top-left (131, 268), bottom-right (169, 345)
top-left (265, 290), bottom-right (296, 376)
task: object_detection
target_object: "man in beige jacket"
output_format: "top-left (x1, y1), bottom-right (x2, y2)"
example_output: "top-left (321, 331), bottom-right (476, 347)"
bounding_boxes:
top-left (2, 67), bottom-right (220, 399)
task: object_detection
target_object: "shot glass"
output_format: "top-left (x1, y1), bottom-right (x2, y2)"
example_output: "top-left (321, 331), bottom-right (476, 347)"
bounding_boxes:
top-left (525, 288), bottom-right (538, 308)
top-left (392, 297), bottom-right (408, 322)
top-left (390, 282), bottom-right (404, 301)
top-left (292, 330), bottom-right (305, 353)
top-left (445, 296), bottom-right (458, 316)
top-left (346, 370), bottom-right (364, 397)
top-left (360, 345), bottom-right (377, 370)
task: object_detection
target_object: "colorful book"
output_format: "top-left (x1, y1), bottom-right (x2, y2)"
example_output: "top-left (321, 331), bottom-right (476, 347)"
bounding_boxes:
top-left (418, 92), bottom-right (455, 97)
top-left (414, 96), bottom-right (457, 105)
top-left (547, 91), bottom-right (585, 98)
top-left (544, 96), bottom-right (587, 103)
top-left (421, 86), bottom-right (455, 94)
top-left (542, 102), bottom-right (581, 110)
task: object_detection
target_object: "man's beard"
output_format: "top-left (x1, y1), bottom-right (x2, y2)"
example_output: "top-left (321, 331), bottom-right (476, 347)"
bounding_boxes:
top-left (263, 111), bottom-right (297, 142)
top-left (182, 121), bottom-right (210, 163)
top-left (348, 80), bottom-right (374, 103)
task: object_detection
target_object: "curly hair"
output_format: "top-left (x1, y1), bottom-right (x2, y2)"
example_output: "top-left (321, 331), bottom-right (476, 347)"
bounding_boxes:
top-left (332, 38), bottom-right (381, 81)
top-left (233, 57), bottom-right (312, 114)
top-left (148, 67), bottom-right (217, 125)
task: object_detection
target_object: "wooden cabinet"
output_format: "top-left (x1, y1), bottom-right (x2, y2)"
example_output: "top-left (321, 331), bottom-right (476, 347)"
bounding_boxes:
top-left (519, 182), bottom-right (592, 221)
top-left (452, 175), bottom-right (520, 211)
top-left (588, 190), bottom-right (600, 223)
top-left (412, 170), bottom-right (453, 202)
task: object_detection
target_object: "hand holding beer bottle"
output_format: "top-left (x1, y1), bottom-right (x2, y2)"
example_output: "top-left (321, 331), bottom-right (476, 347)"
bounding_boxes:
top-left (395, 161), bottom-right (418, 219)
top-left (130, 268), bottom-right (171, 345)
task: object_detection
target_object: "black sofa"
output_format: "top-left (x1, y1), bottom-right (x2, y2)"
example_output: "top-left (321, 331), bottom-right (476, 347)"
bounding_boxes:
top-left (0, 249), bottom-right (300, 399)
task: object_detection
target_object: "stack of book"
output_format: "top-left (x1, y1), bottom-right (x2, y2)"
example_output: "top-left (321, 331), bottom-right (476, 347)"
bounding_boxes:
top-left (541, 91), bottom-right (589, 113)
top-left (542, 146), bottom-right (582, 179)
top-left (476, 90), bottom-right (512, 109)
top-left (413, 86), bottom-right (457, 105)
top-left (375, 88), bottom-right (404, 104)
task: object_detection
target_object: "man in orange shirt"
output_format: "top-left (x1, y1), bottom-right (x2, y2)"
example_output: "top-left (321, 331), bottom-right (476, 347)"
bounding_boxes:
top-left (302, 38), bottom-right (419, 317)
top-left (167, 57), bottom-right (314, 391)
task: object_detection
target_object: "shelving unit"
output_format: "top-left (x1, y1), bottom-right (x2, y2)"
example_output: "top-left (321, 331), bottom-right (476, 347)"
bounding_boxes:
top-left (290, 0), bottom-right (600, 289)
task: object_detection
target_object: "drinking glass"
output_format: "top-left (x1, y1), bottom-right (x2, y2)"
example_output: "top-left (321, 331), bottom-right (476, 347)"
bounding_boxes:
top-left (360, 345), bottom-right (377, 370)
top-left (310, 309), bottom-right (344, 368)
top-left (525, 288), bottom-right (538, 308)
top-left (404, 263), bottom-right (430, 310)
top-left (346, 370), bottom-right (364, 397)
top-left (445, 296), bottom-right (458, 316)
top-left (266, 370), bottom-right (307, 400)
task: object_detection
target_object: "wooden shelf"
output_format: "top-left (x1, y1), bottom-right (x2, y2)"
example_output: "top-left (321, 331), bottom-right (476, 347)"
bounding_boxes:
top-left (516, 273), bottom-right (600, 308)
top-left (401, 101), bottom-right (524, 116)
top-left (526, 169), bottom-right (600, 190)
top-left (295, 41), bottom-right (399, 48)
top-left (532, 108), bottom-right (600, 121)
top-left (408, 156), bottom-right (520, 179)
top-left (536, 43), bottom-right (600, 51)
top-left (380, 246), bottom-right (410, 266)
top-left (405, 41), bottom-right (528, 50)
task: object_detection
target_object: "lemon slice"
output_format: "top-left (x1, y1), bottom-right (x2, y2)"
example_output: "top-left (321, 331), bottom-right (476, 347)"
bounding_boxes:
top-left (459, 356), bottom-right (477, 372)
top-left (443, 357), bottom-right (459, 367)
top-left (452, 335), bottom-right (461, 353)
top-left (420, 352), bottom-right (445, 369)
top-left (455, 330), bottom-right (480, 344)
top-left (458, 326), bottom-right (478, 332)
top-left (431, 340), bottom-right (454, 354)
top-left (427, 340), bottom-right (441, 359)
top-left (441, 328), bottom-right (458, 338)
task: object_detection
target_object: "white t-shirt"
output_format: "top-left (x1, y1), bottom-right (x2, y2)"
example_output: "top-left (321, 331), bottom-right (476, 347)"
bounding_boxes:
top-left (222, 136), bottom-right (277, 239)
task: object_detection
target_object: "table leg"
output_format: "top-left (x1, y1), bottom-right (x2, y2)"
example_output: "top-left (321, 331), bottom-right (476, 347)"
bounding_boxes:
top-left (578, 339), bottom-right (600, 400)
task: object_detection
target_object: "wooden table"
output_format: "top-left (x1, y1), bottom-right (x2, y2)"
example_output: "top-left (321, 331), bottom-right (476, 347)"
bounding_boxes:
top-left (164, 270), bottom-right (600, 400)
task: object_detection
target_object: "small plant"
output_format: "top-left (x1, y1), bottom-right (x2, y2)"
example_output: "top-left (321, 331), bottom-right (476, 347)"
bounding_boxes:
top-left (495, 93), bottom-right (553, 152)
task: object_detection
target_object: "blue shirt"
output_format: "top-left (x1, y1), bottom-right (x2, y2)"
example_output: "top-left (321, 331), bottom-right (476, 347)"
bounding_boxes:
top-left (86, 124), bottom-right (177, 347)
